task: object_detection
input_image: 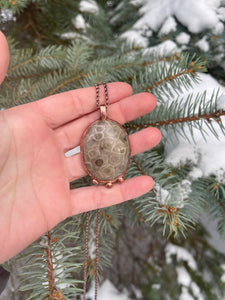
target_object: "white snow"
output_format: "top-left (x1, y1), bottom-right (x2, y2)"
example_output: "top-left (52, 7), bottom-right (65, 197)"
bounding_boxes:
top-left (88, 228), bottom-right (97, 259)
top-left (154, 180), bottom-right (191, 208)
top-left (144, 40), bottom-right (177, 57)
top-left (191, 282), bottom-right (204, 300)
top-left (80, 0), bottom-right (99, 14)
top-left (154, 183), bottom-right (170, 205)
top-left (121, 30), bottom-right (148, 47)
top-left (40, 235), bottom-right (48, 247)
top-left (173, 0), bottom-right (219, 34)
top-left (221, 264), bottom-right (225, 282)
top-left (73, 14), bottom-right (86, 29)
top-left (176, 266), bottom-right (204, 300)
top-left (164, 73), bottom-right (225, 181)
top-left (188, 167), bottom-right (203, 180)
top-left (165, 243), bottom-right (197, 270)
top-left (152, 283), bottom-right (160, 290)
top-left (165, 146), bottom-right (199, 167)
top-left (159, 16), bottom-right (177, 36)
top-left (178, 180), bottom-right (192, 200)
top-left (179, 287), bottom-right (195, 300)
top-left (54, 251), bottom-right (70, 289)
top-left (176, 32), bottom-right (191, 45)
top-left (175, 260), bottom-right (204, 299)
top-left (198, 143), bottom-right (225, 180)
top-left (195, 36), bottom-right (210, 52)
top-left (176, 266), bottom-right (191, 286)
top-left (217, 6), bottom-right (225, 21)
top-left (135, 0), bottom-right (173, 32)
top-left (86, 280), bottom-right (130, 300)
top-left (212, 21), bottom-right (224, 35)
top-left (0, 9), bottom-right (16, 22)
top-left (61, 32), bottom-right (78, 40)
top-left (176, 268), bottom-right (205, 300)
top-left (122, 0), bottom-right (222, 45)
top-left (217, 94), bottom-right (225, 110)
top-left (200, 213), bottom-right (225, 253)
top-left (131, 285), bottom-right (143, 298)
top-left (40, 239), bottom-right (70, 289)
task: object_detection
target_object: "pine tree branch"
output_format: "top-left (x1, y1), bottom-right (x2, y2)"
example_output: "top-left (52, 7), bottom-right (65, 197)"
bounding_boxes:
top-left (8, 55), bottom-right (63, 74)
top-left (128, 202), bottom-right (144, 223)
top-left (214, 194), bottom-right (225, 213)
top-left (130, 156), bottom-right (157, 197)
top-left (44, 232), bottom-right (56, 297)
top-left (2, 80), bottom-right (17, 92)
top-left (24, 7), bottom-right (45, 41)
top-left (131, 157), bottom-right (146, 176)
top-left (124, 109), bottom-right (225, 130)
top-left (7, 70), bottom-right (55, 81)
top-left (43, 232), bottom-right (67, 300)
top-left (143, 52), bottom-right (180, 67)
top-left (12, 83), bottom-right (37, 106)
top-left (47, 73), bottom-right (86, 96)
top-left (130, 157), bottom-right (195, 237)
top-left (99, 211), bottom-right (114, 224)
top-left (145, 61), bottom-right (199, 92)
top-left (47, 61), bottom-right (139, 96)
top-left (210, 182), bottom-right (225, 213)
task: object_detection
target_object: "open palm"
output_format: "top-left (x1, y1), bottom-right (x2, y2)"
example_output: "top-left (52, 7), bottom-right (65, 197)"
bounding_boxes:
top-left (0, 32), bottom-right (161, 263)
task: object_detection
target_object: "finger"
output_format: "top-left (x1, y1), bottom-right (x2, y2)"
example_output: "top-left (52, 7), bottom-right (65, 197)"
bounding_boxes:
top-left (55, 92), bottom-right (157, 152)
top-left (65, 127), bottom-right (161, 181)
top-left (36, 82), bottom-right (133, 128)
top-left (70, 175), bottom-right (154, 214)
top-left (0, 31), bottom-right (10, 85)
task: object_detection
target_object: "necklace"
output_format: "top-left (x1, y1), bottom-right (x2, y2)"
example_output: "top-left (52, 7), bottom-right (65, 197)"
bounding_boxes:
top-left (80, 82), bottom-right (131, 188)
top-left (81, 82), bottom-right (131, 299)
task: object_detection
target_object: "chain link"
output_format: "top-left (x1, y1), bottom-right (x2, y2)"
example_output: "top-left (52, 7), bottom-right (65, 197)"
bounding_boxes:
top-left (94, 81), bottom-right (109, 109)
top-left (82, 210), bottom-right (100, 300)
top-left (95, 209), bottom-right (100, 300)
top-left (83, 212), bottom-right (89, 300)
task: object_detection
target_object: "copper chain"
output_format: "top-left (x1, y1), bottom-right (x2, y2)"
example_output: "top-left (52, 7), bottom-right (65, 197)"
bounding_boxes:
top-left (83, 209), bottom-right (100, 300)
top-left (95, 81), bottom-right (109, 110)
top-left (83, 212), bottom-right (89, 300)
top-left (95, 209), bottom-right (100, 300)
top-left (83, 82), bottom-right (109, 299)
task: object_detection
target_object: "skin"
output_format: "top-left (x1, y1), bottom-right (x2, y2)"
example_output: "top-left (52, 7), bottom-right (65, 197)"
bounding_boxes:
top-left (0, 31), bottom-right (161, 263)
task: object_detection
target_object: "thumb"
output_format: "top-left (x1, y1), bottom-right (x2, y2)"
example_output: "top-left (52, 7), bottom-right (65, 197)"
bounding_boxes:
top-left (0, 31), bottom-right (9, 85)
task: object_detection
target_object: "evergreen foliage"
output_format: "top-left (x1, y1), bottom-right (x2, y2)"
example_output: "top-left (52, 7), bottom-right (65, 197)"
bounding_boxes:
top-left (1, 0), bottom-right (225, 299)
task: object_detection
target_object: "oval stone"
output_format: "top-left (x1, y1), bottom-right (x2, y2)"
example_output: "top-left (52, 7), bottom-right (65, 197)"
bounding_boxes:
top-left (81, 119), bottom-right (131, 182)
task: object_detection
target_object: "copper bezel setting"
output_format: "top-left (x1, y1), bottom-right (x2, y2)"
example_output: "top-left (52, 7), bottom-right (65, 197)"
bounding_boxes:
top-left (80, 118), bottom-right (131, 187)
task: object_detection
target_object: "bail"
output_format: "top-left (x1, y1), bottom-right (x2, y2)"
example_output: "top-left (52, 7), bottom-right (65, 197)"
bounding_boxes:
top-left (100, 105), bottom-right (107, 120)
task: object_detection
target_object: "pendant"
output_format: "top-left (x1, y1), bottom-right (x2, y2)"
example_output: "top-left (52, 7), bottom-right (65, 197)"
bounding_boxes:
top-left (81, 105), bottom-right (131, 188)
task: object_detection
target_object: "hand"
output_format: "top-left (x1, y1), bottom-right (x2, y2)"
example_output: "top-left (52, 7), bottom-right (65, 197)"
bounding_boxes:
top-left (0, 31), bottom-right (161, 263)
